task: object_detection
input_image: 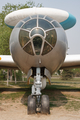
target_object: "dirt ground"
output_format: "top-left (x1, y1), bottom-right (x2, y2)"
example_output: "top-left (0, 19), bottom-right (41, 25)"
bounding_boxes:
top-left (0, 91), bottom-right (80, 120)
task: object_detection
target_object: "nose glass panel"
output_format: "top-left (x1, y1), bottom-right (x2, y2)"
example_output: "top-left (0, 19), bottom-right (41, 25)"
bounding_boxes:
top-left (31, 28), bottom-right (44, 37)
top-left (15, 21), bottom-right (24, 28)
top-left (23, 42), bottom-right (34, 55)
top-left (52, 21), bottom-right (61, 27)
top-left (42, 42), bottom-right (53, 55)
top-left (45, 29), bottom-right (57, 47)
top-left (33, 36), bottom-right (42, 55)
top-left (23, 16), bottom-right (30, 22)
top-left (45, 16), bottom-right (53, 22)
top-left (38, 19), bottom-right (54, 30)
top-left (22, 19), bottom-right (37, 31)
top-left (19, 30), bottom-right (30, 47)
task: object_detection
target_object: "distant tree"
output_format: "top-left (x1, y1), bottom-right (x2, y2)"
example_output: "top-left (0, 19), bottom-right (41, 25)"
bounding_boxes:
top-left (0, 26), bottom-right (11, 55)
top-left (0, 69), bottom-right (7, 80)
top-left (61, 69), bottom-right (74, 80)
top-left (0, 1), bottom-right (42, 55)
top-left (16, 70), bottom-right (22, 81)
top-left (72, 68), bottom-right (80, 77)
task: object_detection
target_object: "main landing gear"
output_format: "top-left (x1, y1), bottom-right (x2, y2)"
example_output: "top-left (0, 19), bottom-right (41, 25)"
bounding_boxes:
top-left (27, 68), bottom-right (50, 114)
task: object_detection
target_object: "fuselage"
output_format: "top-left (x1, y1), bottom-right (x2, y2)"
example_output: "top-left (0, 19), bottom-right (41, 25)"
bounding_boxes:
top-left (10, 14), bottom-right (68, 75)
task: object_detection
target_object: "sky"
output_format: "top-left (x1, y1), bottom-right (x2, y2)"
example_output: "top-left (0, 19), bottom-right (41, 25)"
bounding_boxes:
top-left (0, 0), bottom-right (80, 55)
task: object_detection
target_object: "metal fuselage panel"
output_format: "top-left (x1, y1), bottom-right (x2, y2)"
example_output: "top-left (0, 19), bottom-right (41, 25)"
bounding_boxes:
top-left (10, 26), bottom-right (68, 75)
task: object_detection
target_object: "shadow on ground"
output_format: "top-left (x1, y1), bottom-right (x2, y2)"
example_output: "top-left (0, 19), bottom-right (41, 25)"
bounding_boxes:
top-left (21, 88), bottom-right (68, 108)
top-left (1, 84), bottom-right (80, 109)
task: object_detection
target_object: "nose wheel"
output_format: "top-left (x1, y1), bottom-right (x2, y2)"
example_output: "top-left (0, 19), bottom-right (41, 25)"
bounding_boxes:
top-left (27, 95), bottom-right (36, 114)
top-left (27, 95), bottom-right (50, 114)
top-left (41, 95), bottom-right (50, 114)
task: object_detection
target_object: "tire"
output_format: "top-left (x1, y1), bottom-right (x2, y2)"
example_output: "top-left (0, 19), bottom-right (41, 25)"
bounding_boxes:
top-left (41, 95), bottom-right (50, 114)
top-left (27, 95), bottom-right (36, 114)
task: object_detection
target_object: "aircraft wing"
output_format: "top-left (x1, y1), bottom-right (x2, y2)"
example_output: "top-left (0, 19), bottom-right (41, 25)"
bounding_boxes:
top-left (0, 55), bottom-right (18, 69)
top-left (0, 55), bottom-right (80, 70)
top-left (60, 54), bottom-right (80, 69)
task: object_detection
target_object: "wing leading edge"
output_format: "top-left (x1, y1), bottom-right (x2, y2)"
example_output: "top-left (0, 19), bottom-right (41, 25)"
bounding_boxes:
top-left (0, 55), bottom-right (80, 70)
top-left (0, 55), bottom-right (18, 69)
top-left (60, 54), bottom-right (80, 69)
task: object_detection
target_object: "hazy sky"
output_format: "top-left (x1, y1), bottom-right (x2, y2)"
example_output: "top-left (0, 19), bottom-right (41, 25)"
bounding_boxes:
top-left (0, 0), bottom-right (80, 54)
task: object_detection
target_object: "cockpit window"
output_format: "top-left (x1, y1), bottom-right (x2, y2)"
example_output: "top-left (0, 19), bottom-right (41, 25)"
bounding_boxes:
top-left (33, 36), bottom-right (42, 55)
top-left (38, 19), bottom-right (54, 30)
top-left (23, 16), bottom-right (30, 22)
top-left (19, 30), bottom-right (30, 47)
top-left (31, 15), bottom-right (37, 18)
top-left (22, 19), bottom-right (37, 31)
top-left (52, 21), bottom-right (61, 27)
top-left (31, 28), bottom-right (44, 37)
top-left (42, 42), bottom-right (53, 55)
top-left (38, 15), bottom-right (45, 18)
top-left (45, 16), bottom-right (53, 22)
top-left (23, 42), bottom-right (34, 55)
top-left (18, 14), bottom-right (59, 56)
top-left (45, 29), bottom-right (57, 47)
top-left (15, 21), bottom-right (24, 28)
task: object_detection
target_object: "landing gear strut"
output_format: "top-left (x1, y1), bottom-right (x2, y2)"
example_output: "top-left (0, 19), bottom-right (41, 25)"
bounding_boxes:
top-left (27, 68), bottom-right (50, 114)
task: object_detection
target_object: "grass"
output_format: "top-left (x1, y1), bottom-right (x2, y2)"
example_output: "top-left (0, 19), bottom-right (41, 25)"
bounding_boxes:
top-left (0, 87), bottom-right (80, 111)
top-left (50, 102), bottom-right (57, 108)
top-left (7, 82), bottom-right (31, 88)
top-left (0, 77), bottom-right (80, 111)
top-left (0, 92), bottom-right (25, 100)
top-left (1, 77), bottom-right (80, 89)
top-left (65, 101), bottom-right (80, 111)
top-left (0, 82), bottom-right (11, 88)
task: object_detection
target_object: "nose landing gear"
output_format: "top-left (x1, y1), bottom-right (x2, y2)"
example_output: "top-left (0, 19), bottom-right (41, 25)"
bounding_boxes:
top-left (27, 68), bottom-right (50, 114)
